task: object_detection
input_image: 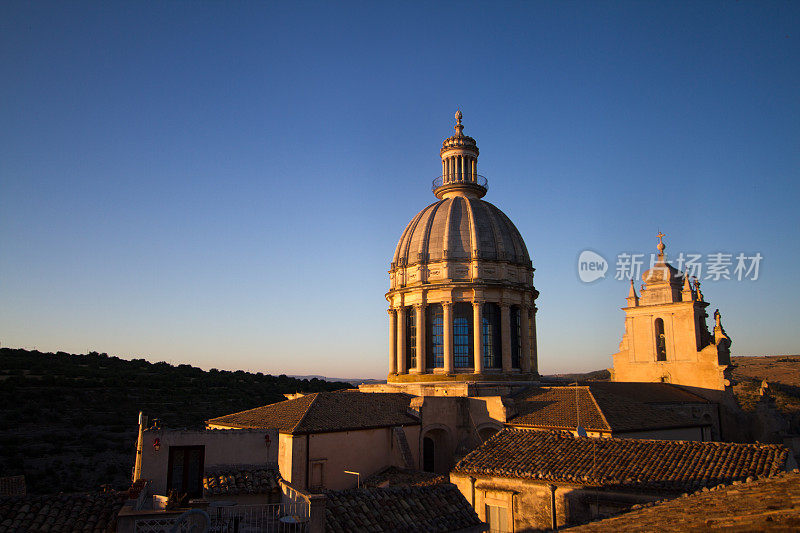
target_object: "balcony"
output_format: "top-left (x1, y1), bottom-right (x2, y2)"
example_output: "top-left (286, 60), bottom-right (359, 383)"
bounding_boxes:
top-left (432, 174), bottom-right (488, 199)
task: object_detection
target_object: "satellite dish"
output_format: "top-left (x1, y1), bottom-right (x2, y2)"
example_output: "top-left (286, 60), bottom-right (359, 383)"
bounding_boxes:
top-left (576, 426), bottom-right (588, 438)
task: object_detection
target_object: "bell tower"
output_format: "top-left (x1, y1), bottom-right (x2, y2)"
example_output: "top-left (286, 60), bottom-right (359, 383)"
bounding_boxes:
top-left (612, 234), bottom-right (732, 391)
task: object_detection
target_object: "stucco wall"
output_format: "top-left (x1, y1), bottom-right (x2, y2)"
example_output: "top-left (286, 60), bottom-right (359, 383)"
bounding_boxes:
top-left (280, 425), bottom-right (421, 491)
top-left (139, 428), bottom-right (277, 495)
top-left (451, 473), bottom-right (664, 531)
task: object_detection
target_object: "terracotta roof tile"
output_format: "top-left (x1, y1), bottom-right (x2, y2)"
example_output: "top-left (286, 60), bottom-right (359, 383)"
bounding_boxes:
top-left (566, 470), bottom-right (800, 531)
top-left (0, 491), bottom-right (125, 533)
top-left (586, 382), bottom-right (710, 404)
top-left (453, 428), bottom-right (789, 492)
top-left (325, 484), bottom-right (485, 533)
top-left (511, 386), bottom-right (610, 431)
top-left (363, 467), bottom-right (447, 488)
top-left (207, 392), bottom-right (419, 434)
top-left (203, 465), bottom-right (279, 496)
top-left (509, 386), bottom-right (701, 432)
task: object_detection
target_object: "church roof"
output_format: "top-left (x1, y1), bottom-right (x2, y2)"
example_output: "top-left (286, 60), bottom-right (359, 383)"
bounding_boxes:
top-left (392, 196), bottom-right (531, 269)
top-left (566, 470), bottom-right (800, 532)
top-left (324, 484), bottom-right (485, 533)
top-left (453, 428), bottom-right (790, 492)
top-left (509, 385), bottom-right (705, 433)
top-left (585, 381), bottom-right (711, 404)
top-left (206, 392), bottom-right (419, 434)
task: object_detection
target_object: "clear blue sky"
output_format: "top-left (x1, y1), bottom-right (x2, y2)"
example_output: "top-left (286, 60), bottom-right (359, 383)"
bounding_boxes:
top-left (1, 1), bottom-right (798, 378)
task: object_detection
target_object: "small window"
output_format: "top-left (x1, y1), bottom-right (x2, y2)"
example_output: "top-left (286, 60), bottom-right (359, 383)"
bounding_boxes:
top-left (655, 318), bottom-right (667, 361)
top-left (427, 304), bottom-right (444, 368)
top-left (423, 436), bottom-right (435, 473)
top-left (453, 302), bottom-right (473, 368)
top-left (482, 303), bottom-right (501, 369)
top-left (486, 504), bottom-right (510, 533)
top-left (406, 307), bottom-right (416, 371)
top-left (310, 460), bottom-right (325, 491)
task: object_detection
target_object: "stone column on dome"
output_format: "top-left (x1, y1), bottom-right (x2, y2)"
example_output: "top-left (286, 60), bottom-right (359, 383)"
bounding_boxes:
top-left (521, 305), bottom-right (531, 373)
top-left (473, 301), bottom-right (484, 374)
top-left (443, 302), bottom-right (453, 373)
top-left (397, 306), bottom-right (406, 374)
top-left (388, 309), bottom-right (397, 375)
top-left (500, 303), bottom-right (512, 372)
top-left (414, 304), bottom-right (425, 374)
top-left (441, 160), bottom-right (446, 181)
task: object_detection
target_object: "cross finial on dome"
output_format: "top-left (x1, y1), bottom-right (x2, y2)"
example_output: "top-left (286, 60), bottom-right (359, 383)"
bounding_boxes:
top-left (656, 231), bottom-right (666, 257)
top-left (454, 109), bottom-right (464, 136)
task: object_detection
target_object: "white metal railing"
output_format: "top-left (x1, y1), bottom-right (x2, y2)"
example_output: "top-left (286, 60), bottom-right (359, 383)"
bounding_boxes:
top-left (133, 502), bottom-right (309, 533)
top-left (134, 516), bottom-right (199, 533)
top-left (209, 502), bottom-right (309, 532)
top-left (432, 174), bottom-right (488, 191)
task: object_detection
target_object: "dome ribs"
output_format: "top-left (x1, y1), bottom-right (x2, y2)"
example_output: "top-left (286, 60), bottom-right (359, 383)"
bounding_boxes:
top-left (464, 197), bottom-right (480, 266)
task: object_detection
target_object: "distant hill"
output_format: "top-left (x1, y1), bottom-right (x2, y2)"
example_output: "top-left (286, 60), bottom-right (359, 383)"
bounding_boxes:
top-left (730, 355), bottom-right (800, 420)
top-left (731, 355), bottom-right (800, 388)
top-left (0, 347), bottom-right (351, 495)
top-left (289, 374), bottom-right (385, 386)
top-left (544, 369), bottom-right (611, 382)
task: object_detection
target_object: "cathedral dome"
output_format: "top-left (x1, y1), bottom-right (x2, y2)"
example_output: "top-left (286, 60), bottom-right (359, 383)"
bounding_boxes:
top-left (384, 112), bottom-right (539, 383)
top-left (392, 196), bottom-right (531, 269)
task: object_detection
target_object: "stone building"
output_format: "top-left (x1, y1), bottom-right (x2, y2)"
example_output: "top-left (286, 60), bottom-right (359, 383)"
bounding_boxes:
top-left (450, 428), bottom-right (795, 531)
top-left (612, 233), bottom-right (733, 391)
top-left (206, 391), bottom-right (420, 491)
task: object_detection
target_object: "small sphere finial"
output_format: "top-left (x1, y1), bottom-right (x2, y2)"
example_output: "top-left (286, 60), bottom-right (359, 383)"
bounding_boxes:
top-left (455, 109), bottom-right (462, 122)
top-left (656, 231), bottom-right (666, 255)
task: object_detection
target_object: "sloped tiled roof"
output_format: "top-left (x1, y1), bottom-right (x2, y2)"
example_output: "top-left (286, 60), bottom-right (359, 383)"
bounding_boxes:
top-left (509, 386), bottom-right (701, 433)
top-left (207, 392), bottom-right (418, 434)
top-left (0, 491), bottom-right (125, 532)
top-left (566, 471), bottom-right (800, 532)
top-left (586, 382), bottom-right (710, 404)
top-left (325, 484), bottom-right (486, 533)
top-left (453, 428), bottom-right (789, 492)
top-left (511, 387), bottom-right (609, 431)
top-left (203, 465), bottom-right (279, 496)
top-left (589, 389), bottom-right (701, 432)
top-left (363, 467), bottom-right (447, 488)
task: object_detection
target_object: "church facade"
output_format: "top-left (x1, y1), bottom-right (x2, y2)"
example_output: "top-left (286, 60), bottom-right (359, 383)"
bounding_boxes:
top-left (612, 234), bottom-right (733, 392)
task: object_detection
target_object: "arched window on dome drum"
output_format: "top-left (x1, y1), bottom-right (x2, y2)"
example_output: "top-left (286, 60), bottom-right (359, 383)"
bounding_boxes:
top-left (482, 303), bottom-right (501, 369)
top-left (406, 307), bottom-right (416, 371)
top-left (452, 303), bottom-right (473, 368)
top-left (426, 304), bottom-right (444, 368)
top-left (511, 306), bottom-right (521, 369)
top-left (655, 318), bottom-right (667, 361)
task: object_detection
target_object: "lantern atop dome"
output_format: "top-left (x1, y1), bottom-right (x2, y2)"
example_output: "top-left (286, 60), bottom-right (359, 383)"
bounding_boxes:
top-left (433, 111), bottom-right (487, 199)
